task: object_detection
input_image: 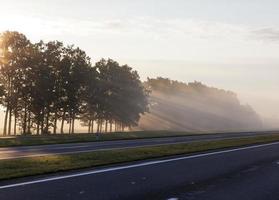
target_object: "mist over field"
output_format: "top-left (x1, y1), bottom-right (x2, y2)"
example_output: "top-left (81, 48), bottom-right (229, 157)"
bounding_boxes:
top-left (0, 76), bottom-right (271, 133)
top-left (137, 78), bottom-right (264, 132)
top-left (0, 75), bottom-right (272, 134)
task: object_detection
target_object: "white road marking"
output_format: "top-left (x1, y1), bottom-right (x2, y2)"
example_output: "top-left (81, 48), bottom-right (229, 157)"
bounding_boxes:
top-left (1, 141), bottom-right (210, 160)
top-left (0, 139), bottom-right (225, 160)
top-left (0, 145), bottom-right (93, 154)
top-left (0, 135), bottom-right (267, 160)
top-left (0, 141), bottom-right (279, 190)
top-left (0, 142), bottom-right (192, 160)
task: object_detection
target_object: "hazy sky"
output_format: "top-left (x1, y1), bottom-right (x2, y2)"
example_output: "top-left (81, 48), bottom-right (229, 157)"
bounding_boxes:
top-left (1, 0), bottom-right (279, 119)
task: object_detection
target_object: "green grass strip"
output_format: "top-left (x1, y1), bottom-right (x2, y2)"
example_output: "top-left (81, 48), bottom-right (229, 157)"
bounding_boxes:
top-left (1, 134), bottom-right (279, 181)
top-left (0, 131), bottom-right (201, 147)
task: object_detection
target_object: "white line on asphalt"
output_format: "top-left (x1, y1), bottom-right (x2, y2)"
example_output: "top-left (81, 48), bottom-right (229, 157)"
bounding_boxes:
top-left (0, 141), bottom-right (201, 160)
top-left (1, 141), bottom-right (279, 189)
top-left (0, 135), bottom-right (268, 160)
top-left (0, 145), bottom-right (94, 154)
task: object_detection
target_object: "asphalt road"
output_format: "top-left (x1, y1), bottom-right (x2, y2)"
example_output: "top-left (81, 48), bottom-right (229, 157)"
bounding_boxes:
top-left (1, 141), bottom-right (279, 199)
top-left (0, 131), bottom-right (278, 160)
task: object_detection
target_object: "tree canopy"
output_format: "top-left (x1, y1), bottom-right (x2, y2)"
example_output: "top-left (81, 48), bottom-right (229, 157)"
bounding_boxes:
top-left (137, 77), bottom-right (262, 131)
top-left (0, 31), bottom-right (149, 135)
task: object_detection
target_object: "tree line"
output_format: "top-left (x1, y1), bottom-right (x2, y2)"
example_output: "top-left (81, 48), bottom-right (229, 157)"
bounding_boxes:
top-left (0, 31), bottom-right (149, 136)
top-left (139, 77), bottom-right (262, 131)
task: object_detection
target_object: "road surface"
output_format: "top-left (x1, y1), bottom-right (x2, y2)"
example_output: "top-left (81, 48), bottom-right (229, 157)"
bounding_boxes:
top-left (0, 131), bottom-right (278, 160)
top-left (1, 141), bottom-right (279, 199)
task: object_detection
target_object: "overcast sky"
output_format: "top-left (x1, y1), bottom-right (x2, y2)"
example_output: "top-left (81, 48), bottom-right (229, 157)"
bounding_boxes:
top-left (1, 0), bottom-right (279, 119)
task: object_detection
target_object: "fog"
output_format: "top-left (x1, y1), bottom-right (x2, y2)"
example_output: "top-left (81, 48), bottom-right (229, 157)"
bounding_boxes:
top-left (0, 76), bottom-right (276, 134)
top-left (120, 60), bottom-right (279, 130)
top-left (136, 78), bottom-right (273, 132)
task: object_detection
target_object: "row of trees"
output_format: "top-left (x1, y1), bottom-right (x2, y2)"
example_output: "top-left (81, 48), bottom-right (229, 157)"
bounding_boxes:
top-left (0, 31), bottom-right (149, 135)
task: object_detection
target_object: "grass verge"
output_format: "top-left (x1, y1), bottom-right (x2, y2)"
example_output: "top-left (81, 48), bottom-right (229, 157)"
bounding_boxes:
top-left (1, 134), bottom-right (279, 181)
top-left (0, 131), bottom-right (200, 147)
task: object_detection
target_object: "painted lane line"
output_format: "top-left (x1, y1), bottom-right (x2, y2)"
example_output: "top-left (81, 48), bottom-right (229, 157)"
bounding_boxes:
top-left (0, 141), bottom-right (207, 160)
top-left (1, 141), bottom-right (279, 190)
top-left (0, 136), bottom-right (259, 160)
top-left (0, 145), bottom-right (93, 154)
top-left (0, 135), bottom-right (274, 160)
top-left (0, 133), bottom-right (271, 154)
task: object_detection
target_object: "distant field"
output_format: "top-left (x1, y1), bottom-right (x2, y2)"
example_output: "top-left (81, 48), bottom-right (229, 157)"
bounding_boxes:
top-left (0, 131), bottom-right (201, 147)
top-left (1, 134), bottom-right (279, 180)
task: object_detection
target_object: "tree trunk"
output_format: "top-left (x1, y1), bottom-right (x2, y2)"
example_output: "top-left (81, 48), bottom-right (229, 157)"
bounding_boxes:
top-left (27, 109), bottom-right (31, 134)
top-left (3, 106), bottom-right (9, 136)
top-left (13, 113), bottom-right (17, 135)
top-left (53, 111), bottom-right (58, 134)
top-left (88, 120), bottom-right (91, 133)
top-left (71, 115), bottom-right (75, 134)
top-left (105, 120), bottom-right (108, 133)
top-left (91, 120), bottom-right (94, 133)
top-left (36, 111), bottom-right (40, 135)
top-left (97, 121), bottom-right (100, 133)
top-left (8, 106), bottom-right (12, 135)
top-left (110, 121), bottom-right (113, 133)
top-left (3, 78), bottom-right (11, 136)
top-left (36, 118), bottom-right (40, 135)
top-left (41, 108), bottom-right (45, 134)
top-left (116, 122), bottom-right (119, 132)
top-left (61, 110), bottom-right (66, 134)
top-left (68, 117), bottom-right (72, 134)
top-left (100, 121), bottom-right (102, 132)
top-left (45, 108), bottom-right (49, 134)
top-left (23, 103), bottom-right (27, 134)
